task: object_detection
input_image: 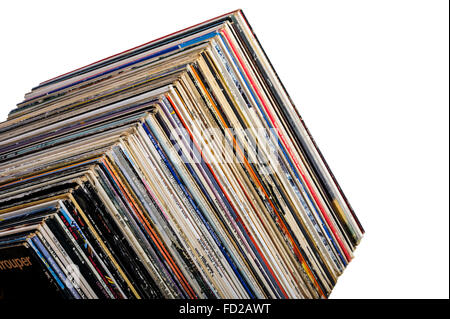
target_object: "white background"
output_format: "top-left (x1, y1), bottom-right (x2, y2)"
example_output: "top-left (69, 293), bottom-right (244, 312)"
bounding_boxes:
top-left (0, 0), bottom-right (448, 299)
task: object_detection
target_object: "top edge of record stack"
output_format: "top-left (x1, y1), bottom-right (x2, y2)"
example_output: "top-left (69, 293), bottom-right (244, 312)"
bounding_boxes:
top-left (0, 9), bottom-right (364, 299)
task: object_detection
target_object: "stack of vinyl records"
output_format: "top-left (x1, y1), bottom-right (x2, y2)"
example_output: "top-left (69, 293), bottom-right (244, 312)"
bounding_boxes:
top-left (0, 10), bottom-right (364, 299)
